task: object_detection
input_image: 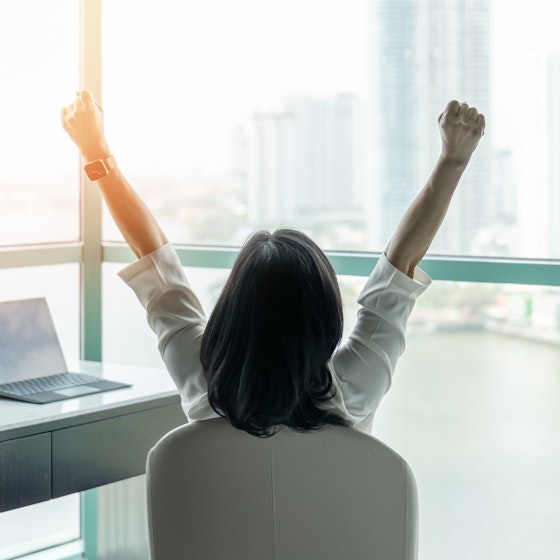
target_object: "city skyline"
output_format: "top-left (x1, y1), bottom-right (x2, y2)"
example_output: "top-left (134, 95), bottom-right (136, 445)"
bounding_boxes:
top-left (246, 93), bottom-right (363, 225)
top-left (230, 0), bottom-right (560, 260)
top-left (237, 0), bottom-right (496, 253)
top-left (2, 0), bottom-right (560, 259)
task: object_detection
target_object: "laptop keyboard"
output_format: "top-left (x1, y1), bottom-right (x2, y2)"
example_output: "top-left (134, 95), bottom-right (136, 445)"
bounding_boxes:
top-left (0, 372), bottom-right (101, 397)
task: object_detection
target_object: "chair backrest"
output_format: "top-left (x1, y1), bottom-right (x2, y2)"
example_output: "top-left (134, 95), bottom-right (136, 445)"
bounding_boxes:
top-left (146, 417), bottom-right (418, 560)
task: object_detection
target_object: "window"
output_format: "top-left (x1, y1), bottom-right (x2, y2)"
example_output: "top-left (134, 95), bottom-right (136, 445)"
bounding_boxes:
top-left (0, 265), bottom-right (80, 361)
top-left (0, 0), bottom-right (82, 557)
top-left (0, 497), bottom-right (81, 560)
top-left (1, 1), bottom-right (559, 559)
top-left (102, 0), bottom-right (560, 258)
top-left (342, 277), bottom-right (560, 559)
top-left (0, 0), bottom-right (79, 246)
top-left (376, 319), bottom-right (560, 560)
top-left (0, 266), bottom-right (81, 560)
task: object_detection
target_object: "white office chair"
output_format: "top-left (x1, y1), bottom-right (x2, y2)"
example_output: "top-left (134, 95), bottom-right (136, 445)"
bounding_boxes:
top-left (146, 417), bottom-right (418, 560)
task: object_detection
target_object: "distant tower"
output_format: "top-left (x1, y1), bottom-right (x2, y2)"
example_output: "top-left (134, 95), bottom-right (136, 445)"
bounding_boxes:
top-left (247, 94), bottom-right (362, 229)
top-left (549, 54), bottom-right (560, 258)
top-left (247, 111), bottom-right (294, 226)
top-left (517, 52), bottom-right (560, 258)
top-left (230, 124), bottom-right (248, 195)
top-left (369, 0), bottom-right (492, 254)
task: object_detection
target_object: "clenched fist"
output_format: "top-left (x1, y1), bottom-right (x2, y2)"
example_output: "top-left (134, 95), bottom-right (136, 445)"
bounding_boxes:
top-left (61, 90), bottom-right (111, 162)
top-left (438, 100), bottom-right (485, 166)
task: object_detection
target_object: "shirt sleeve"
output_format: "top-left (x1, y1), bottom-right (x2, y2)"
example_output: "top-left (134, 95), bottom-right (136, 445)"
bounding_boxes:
top-left (323, 253), bottom-right (431, 433)
top-left (117, 243), bottom-right (216, 422)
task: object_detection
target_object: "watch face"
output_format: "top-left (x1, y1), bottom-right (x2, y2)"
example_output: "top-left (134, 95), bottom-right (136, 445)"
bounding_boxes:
top-left (85, 160), bottom-right (108, 181)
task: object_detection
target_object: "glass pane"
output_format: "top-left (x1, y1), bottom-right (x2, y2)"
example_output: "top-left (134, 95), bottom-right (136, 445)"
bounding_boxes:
top-left (106, 258), bottom-right (560, 559)
top-left (0, 264), bottom-right (79, 361)
top-left (0, 1), bottom-right (79, 246)
top-left (0, 264), bottom-right (80, 557)
top-left (0, 498), bottom-right (80, 560)
top-left (341, 275), bottom-right (560, 560)
top-left (381, 332), bottom-right (560, 560)
top-left (106, 256), bottom-right (560, 558)
top-left (101, 0), bottom-right (368, 249)
top-left (102, 0), bottom-right (560, 258)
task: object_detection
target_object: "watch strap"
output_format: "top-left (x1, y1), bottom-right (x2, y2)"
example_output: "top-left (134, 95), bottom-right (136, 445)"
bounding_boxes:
top-left (100, 154), bottom-right (117, 173)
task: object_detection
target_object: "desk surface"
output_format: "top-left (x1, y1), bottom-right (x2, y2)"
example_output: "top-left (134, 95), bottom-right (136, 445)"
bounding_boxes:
top-left (0, 362), bottom-right (186, 511)
top-left (0, 361), bottom-right (181, 442)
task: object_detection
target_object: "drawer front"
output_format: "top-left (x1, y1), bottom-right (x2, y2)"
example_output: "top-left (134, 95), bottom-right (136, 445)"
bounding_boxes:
top-left (0, 433), bottom-right (51, 512)
top-left (52, 403), bottom-right (185, 497)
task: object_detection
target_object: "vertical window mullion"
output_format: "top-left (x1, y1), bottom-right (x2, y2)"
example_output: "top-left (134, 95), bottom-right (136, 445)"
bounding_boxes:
top-left (79, 1), bottom-right (103, 559)
top-left (79, 0), bottom-right (103, 363)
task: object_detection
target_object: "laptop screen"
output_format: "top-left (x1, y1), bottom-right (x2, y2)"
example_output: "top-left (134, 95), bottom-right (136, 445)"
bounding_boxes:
top-left (0, 298), bottom-right (68, 383)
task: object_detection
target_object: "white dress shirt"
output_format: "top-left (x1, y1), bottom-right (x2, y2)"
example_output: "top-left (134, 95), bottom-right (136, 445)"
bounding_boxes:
top-left (119, 243), bottom-right (430, 433)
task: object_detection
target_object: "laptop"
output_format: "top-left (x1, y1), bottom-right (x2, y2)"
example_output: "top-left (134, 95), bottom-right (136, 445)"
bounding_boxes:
top-left (0, 297), bottom-right (131, 404)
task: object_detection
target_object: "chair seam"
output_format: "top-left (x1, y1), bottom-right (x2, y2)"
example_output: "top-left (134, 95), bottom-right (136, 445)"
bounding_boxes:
top-left (269, 438), bottom-right (278, 560)
top-left (404, 463), bottom-right (417, 560)
top-left (405, 466), bottom-right (410, 559)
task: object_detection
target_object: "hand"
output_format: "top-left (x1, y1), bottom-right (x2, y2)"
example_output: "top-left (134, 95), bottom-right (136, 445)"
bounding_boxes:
top-left (61, 90), bottom-right (111, 162)
top-left (438, 100), bottom-right (485, 166)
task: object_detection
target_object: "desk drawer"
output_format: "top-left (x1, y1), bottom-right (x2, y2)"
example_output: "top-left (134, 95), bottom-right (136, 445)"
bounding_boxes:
top-left (0, 433), bottom-right (51, 512)
top-left (52, 402), bottom-right (185, 497)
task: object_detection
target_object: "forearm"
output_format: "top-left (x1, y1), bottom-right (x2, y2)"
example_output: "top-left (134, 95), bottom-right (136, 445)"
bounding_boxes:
top-left (383, 100), bottom-right (485, 277)
top-left (62, 91), bottom-right (168, 259)
top-left (80, 142), bottom-right (167, 259)
top-left (385, 154), bottom-right (468, 277)
top-left (94, 167), bottom-right (168, 259)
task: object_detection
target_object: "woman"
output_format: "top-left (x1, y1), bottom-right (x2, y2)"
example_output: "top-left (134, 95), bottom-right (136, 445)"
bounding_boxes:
top-left (61, 91), bottom-right (484, 436)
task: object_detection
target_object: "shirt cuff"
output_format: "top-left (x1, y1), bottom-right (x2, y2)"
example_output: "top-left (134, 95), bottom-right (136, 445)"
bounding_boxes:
top-left (358, 253), bottom-right (431, 305)
top-left (117, 243), bottom-right (180, 285)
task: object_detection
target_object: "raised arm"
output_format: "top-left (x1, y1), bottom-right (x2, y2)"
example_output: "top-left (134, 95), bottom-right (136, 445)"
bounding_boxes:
top-left (385, 100), bottom-right (485, 277)
top-left (61, 90), bottom-right (167, 258)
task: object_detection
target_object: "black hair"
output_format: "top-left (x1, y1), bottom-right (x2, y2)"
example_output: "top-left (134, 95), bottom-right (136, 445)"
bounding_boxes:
top-left (200, 227), bottom-right (350, 437)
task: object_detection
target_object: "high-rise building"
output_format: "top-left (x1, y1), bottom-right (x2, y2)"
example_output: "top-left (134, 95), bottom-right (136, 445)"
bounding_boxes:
top-left (369, 0), bottom-right (492, 254)
top-left (517, 52), bottom-right (560, 258)
top-left (246, 94), bottom-right (363, 230)
top-left (247, 111), bottom-right (294, 226)
top-left (548, 54), bottom-right (560, 259)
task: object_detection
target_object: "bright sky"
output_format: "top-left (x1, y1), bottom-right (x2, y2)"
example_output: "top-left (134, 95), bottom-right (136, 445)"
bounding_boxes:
top-left (2, 0), bottom-right (560, 179)
top-left (100, 0), bottom-right (369, 182)
top-left (102, 0), bottom-right (560, 180)
top-left (0, 0), bottom-right (77, 181)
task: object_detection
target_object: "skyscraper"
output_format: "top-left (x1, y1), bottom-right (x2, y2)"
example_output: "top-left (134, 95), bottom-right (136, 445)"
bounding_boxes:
top-left (548, 54), bottom-right (560, 259)
top-left (369, 0), bottom-right (492, 255)
top-left (247, 111), bottom-right (294, 226)
top-left (517, 52), bottom-right (560, 258)
top-left (247, 94), bottom-right (363, 230)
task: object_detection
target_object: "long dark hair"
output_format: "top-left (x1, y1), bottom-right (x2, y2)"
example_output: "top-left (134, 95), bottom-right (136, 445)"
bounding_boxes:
top-left (200, 228), bottom-right (349, 437)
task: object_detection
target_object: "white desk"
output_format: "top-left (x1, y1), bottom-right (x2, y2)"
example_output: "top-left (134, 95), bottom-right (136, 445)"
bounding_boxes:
top-left (0, 362), bottom-right (186, 512)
